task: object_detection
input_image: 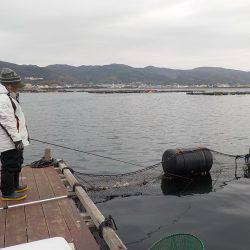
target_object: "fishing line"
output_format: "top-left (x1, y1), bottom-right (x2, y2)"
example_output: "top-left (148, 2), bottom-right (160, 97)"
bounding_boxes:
top-left (30, 138), bottom-right (149, 168)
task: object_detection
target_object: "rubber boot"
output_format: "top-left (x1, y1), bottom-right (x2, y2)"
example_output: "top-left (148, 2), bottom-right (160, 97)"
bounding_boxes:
top-left (14, 172), bottom-right (28, 193)
top-left (1, 192), bottom-right (27, 201)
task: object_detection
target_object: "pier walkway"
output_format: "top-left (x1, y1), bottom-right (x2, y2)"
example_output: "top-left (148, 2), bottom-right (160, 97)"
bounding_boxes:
top-left (0, 166), bottom-right (100, 249)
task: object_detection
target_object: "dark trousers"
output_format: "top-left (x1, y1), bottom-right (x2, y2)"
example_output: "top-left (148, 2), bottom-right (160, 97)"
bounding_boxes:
top-left (0, 149), bottom-right (23, 196)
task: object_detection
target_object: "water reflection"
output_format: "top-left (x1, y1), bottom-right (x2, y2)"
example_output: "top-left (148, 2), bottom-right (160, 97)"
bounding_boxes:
top-left (161, 174), bottom-right (213, 196)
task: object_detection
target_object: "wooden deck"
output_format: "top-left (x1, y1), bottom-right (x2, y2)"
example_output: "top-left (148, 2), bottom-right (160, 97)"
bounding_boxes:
top-left (0, 166), bottom-right (100, 249)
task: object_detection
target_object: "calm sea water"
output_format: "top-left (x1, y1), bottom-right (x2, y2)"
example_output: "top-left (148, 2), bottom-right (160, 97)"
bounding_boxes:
top-left (21, 92), bottom-right (249, 249)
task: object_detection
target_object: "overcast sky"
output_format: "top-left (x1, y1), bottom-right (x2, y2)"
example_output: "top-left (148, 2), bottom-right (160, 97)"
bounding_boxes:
top-left (0, 0), bottom-right (250, 70)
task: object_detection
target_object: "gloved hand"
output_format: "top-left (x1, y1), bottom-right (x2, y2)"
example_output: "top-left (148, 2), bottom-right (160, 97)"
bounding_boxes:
top-left (14, 140), bottom-right (24, 151)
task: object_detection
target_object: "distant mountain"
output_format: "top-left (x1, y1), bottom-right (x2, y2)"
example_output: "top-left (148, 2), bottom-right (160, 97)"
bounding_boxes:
top-left (0, 61), bottom-right (250, 85)
top-left (0, 61), bottom-right (61, 80)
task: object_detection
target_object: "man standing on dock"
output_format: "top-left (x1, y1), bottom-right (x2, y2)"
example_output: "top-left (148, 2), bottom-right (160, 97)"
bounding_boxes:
top-left (0, 68), bottom-right (29, 201)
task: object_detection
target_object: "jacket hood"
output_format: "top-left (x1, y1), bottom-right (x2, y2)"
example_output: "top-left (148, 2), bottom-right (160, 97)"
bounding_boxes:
top-left (0, 84), bottom-right (8, 94)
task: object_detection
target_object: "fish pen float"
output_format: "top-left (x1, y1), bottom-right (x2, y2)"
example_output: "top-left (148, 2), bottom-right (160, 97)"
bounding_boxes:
top-left (162, 148), bottom-right (213, 177)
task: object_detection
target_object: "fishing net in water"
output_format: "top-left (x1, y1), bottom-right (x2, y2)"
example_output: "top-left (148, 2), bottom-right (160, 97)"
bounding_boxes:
top-left (73, 149), bottom-right (249, 203)
top-left (75, 162), bottom-right (163, 203)
top-left (149, 233), bottom-right (204, 250)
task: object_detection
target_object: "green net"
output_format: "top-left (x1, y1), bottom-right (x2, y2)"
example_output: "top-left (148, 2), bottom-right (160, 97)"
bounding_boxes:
top-left (149, 233), bottom-right (204, 250)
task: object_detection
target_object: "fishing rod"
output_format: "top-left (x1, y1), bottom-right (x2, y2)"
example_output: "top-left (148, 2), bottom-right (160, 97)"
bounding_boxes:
top-left (0, 195), bottom-right (72, 210)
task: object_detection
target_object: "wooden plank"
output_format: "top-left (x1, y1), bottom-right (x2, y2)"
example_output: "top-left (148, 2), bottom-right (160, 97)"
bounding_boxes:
top-left (44, 167), bottom-right (99, 250)
top-left (33, 168), bottom-right (72, 243)
top-left (22, 167), bottom-right (49, 242)
top-left (0, 199), bottom-right (6, 248)
top-left (4, 200), bottom-right (27, 247)
top-left (59, 162), bottom-right (127, 250)
top-left (4, 169), bottom-right (28, 247)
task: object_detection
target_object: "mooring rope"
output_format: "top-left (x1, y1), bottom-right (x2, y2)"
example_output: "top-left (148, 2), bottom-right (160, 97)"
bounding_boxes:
top-left (209, 149), bottom-right (238, 158)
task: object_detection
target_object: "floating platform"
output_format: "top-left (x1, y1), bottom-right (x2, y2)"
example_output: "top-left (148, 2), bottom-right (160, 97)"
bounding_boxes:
top-left (0, 166), bottom-right (99, 249)
top-left (21, 87), bottom-right (250, 94)
top-left (186, 91), bottom-right (250, 96)
top-left (0, 155), bottom-right (126, 250)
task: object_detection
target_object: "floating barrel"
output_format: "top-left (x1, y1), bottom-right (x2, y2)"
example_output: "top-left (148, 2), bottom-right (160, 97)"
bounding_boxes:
top-left (162, 148), bottom-right (213, 176)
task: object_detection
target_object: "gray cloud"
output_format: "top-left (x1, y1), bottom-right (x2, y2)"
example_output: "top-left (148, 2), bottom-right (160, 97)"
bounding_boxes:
top-left (0, 0), bottom-right (250, 70)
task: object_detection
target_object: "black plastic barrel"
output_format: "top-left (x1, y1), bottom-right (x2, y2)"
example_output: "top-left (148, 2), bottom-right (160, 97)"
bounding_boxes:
top-left (162, 148), bottom-right (213, 176)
